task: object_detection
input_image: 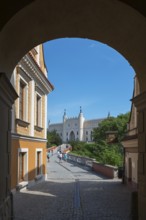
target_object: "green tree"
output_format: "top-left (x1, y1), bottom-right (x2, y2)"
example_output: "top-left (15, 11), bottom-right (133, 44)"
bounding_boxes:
top-left (47, 130), bottom-right (62, 148)
top-left (92, 112), bottom-right (130, 142)
top-left (91, 112), bottom-right (129, 166)
top-left (94, 141), bottom-right (123, 166)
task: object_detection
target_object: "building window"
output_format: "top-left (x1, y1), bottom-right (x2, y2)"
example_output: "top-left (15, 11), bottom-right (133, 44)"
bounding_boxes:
top-left (19, 152), bottom-right (25, 182)
top-left (86, 131), bottom-right (88, 135)
top-left (36, 151), bottom-right (41, 175)
top-left (36, 93), bottom-right (42, 127)
top-left (16, 79), bottom-right (29, 126)
top-left (19, 81), bottom-right (26, 120)
top-left (36, 149), bottom-right (42, 176)
top-left (18, 148), bottom-right (28, 183)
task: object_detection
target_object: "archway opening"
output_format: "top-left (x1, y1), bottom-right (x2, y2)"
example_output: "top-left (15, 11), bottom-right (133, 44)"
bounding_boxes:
top-left (69, 131), bottom-right (76, 141)
top-left (11, 37), bottom-right (137, 220)
top-left (1, 0), bottom-right (146, 219)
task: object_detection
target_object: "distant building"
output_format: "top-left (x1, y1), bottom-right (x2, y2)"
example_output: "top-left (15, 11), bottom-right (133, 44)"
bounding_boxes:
top-left (11, 45), bottom-right (54, 190)
top-left (48, 107), bottom-right (105, 142)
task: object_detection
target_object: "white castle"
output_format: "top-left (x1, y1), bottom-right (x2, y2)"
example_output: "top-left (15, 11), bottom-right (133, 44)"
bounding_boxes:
top-left (48, 107), bottom-right (105, 143)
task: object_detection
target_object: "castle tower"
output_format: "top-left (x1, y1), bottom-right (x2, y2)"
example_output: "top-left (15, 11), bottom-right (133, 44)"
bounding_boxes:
top-left (78, 106), bottom-right (85, 141)
top-left (63, 109), bottom-right (67, 142)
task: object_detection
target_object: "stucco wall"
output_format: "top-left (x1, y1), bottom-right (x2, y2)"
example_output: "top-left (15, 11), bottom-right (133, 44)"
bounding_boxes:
top-left (11, 138), bottom-right (47, 190)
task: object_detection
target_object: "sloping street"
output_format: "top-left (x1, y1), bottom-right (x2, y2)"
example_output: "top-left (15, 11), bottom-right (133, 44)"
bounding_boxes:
top-left (13, 150), bottom-right (133, 220)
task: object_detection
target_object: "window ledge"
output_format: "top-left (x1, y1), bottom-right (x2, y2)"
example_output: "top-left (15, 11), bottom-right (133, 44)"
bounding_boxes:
top-left (16, 118), bottom-right (30, 127)
top-left (34, 125), bottom-right (43, 132)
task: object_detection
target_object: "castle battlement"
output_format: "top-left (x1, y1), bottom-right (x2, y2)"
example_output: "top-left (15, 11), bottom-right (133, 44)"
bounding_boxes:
top-left (67, 117), bottom-right (78, 120)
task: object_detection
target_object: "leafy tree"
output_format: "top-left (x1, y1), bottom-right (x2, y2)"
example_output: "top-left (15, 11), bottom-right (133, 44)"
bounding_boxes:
top-left (92, 112), bottom-right (130, 142)
top-left (69, 141), bottom-right (96, 158)
top-left (47, 130), bottom-right (62, 148)
top-left (94, 141), bottom-right (123, 166)
top-left (91, 112), bottom-right (129, 166)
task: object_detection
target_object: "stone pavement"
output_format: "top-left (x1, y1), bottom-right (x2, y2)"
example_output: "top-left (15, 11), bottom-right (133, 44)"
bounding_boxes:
top-left (13, 150), bottom-right (133, 220)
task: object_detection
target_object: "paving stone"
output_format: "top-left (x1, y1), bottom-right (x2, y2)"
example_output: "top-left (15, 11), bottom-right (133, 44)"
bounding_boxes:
top-left (13, 150), bottom-right (132, 220)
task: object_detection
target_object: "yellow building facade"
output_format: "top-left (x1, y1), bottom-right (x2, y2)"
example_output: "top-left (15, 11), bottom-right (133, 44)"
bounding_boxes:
top-left (11, 45), bottom-right (54, 190)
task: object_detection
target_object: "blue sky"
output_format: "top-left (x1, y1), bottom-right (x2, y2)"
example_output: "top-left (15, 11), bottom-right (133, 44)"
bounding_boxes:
top-left (44, 38), bottom-right (135, 124)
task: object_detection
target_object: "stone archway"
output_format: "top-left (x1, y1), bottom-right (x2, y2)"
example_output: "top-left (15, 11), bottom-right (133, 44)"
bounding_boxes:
top-left (0, 0), bottom-right (146, 219)
top-left (0, 0), bottom-right (146, 91)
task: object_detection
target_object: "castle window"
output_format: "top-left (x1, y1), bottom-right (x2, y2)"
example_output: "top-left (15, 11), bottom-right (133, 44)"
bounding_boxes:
top-left (91, 131), bottom-right (93, 140)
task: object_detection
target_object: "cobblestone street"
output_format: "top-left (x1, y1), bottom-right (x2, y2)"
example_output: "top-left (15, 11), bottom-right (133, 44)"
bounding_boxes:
top-left (13, 152), bottom-right (133, 220)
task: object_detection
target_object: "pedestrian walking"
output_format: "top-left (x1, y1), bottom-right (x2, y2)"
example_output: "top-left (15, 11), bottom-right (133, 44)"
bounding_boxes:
top-left (47, 151), bottom-right (51, 162)
top-left (64, 152), bottom-right (68, 162)
top-left (58, 151), bottom-right (63, 163)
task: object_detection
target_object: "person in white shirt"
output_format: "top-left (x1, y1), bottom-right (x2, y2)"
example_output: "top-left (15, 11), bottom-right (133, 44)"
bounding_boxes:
top-left (58, 151), bottom-right (62, 163)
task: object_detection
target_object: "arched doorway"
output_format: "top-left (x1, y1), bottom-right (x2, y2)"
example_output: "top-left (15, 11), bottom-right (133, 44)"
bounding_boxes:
top-left (0, 1), bottom-right (146, 219)
top-left (69, 131), bottom-right (75, 141)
